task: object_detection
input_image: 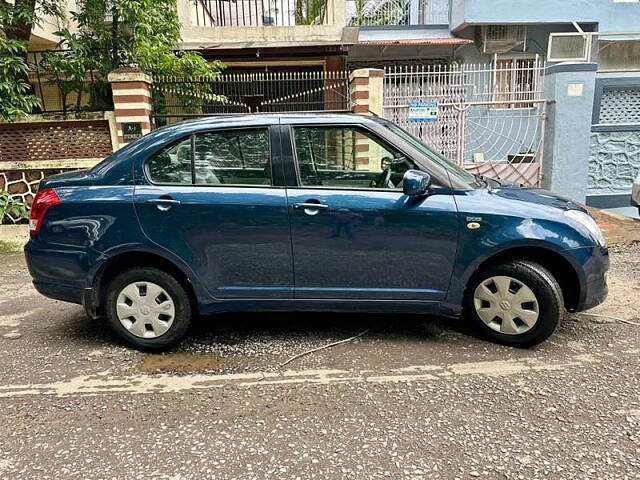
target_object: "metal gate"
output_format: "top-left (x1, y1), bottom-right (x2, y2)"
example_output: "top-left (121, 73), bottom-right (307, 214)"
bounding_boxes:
top-left (151, 70), bottom-right (351, 127)
top-left (383, 57), bottom-right (547, 186)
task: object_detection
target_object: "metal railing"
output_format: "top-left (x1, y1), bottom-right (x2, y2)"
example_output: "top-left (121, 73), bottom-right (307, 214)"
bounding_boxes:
top-left (383, 58), bottom-right (545, 109)
top-left (193, 0), bottom-right (328, 27)
top-left (26, 50), bottom-right (112, 114)
top-left (347, 0), bottom-right (450, 26)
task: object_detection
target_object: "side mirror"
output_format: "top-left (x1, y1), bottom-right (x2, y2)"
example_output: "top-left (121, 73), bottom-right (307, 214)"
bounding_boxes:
top-left (403, 170), bottom-right (432, 196)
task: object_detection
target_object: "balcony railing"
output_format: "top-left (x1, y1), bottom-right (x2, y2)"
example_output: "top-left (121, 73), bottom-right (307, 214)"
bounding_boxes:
top-left (347, 0), bottom-right (450, 26)
top-left (193, 0), bottom-right (329, 27)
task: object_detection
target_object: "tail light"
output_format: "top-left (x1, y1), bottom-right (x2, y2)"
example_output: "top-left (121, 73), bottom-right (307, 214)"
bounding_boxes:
top-left (29, 188), bottom-right (61, 234)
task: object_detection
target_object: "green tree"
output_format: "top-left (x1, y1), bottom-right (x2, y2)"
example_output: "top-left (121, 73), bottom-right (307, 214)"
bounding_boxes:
top-left (0, 0), bottom-right (62, 120)
top-left (294, 0), bottom-right (327, 25)
top-left (43, 0), bottom-right (224, 112)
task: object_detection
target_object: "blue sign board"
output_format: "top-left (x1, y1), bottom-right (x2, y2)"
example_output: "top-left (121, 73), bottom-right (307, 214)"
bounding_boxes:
top-left (408, 100), bottom-right (439, 123)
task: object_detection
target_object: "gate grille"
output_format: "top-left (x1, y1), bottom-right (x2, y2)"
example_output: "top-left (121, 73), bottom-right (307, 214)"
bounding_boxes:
top-left (152, 70), bottom-right (351, 126)
top-left (383, 58), bottom-right (547, 186)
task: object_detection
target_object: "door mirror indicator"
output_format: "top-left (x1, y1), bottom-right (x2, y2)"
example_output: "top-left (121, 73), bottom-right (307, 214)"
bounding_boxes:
top-left (403, 170), bottom-right (432, 196)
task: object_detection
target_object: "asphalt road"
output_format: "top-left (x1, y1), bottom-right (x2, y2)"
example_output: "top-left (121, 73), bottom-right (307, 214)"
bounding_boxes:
top-left (0, 245), bottom-right (639, 479)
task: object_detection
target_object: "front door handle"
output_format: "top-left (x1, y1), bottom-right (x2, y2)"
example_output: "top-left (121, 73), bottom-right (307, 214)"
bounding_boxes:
top-left (293, 202), bottom-right (329, 216)
top-left (146, 198), bottom-right (181, 211)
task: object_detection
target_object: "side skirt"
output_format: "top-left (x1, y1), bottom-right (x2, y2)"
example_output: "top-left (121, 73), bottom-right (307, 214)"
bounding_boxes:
top-left (198, 298), bottom-right (444, 316)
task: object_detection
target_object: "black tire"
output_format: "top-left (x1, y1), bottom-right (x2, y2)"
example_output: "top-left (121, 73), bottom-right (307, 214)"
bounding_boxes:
top-left (464, 260), bottom-right (563, 348)
top-left (104, 267), bottom-right (192, 351)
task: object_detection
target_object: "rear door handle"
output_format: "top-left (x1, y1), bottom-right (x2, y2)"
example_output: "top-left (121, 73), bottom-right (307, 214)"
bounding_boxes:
top-left (293, 202), bottom-right (329, 210)
top-left (147, 198), bottom-right (181, 205)
top-left (146, 198), bottom-right (181, 211)
top-left (293, 202), bottom-right (329, 216)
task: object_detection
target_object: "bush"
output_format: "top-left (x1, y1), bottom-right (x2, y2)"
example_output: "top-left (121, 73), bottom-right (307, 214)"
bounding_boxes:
top-left (0, 191), bottom-right (29, 224)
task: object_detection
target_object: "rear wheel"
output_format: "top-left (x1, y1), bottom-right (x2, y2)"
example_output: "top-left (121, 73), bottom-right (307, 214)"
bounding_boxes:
top-left (104, 267), bottom-right (192, 351)
top-left (464, 260), bottom-right (563, 347)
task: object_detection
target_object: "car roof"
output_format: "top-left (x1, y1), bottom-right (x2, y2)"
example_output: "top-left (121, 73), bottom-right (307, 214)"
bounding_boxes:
top-left (155, 113), bottom-right (389, 132)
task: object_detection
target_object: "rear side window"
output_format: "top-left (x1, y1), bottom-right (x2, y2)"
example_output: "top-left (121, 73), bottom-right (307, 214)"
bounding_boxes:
top-left (146, 137), bottom-right (193, 184)
top-left (194, 129), bottom-right (271, 185)
top-left (145, 129), bottom-right (272, 186)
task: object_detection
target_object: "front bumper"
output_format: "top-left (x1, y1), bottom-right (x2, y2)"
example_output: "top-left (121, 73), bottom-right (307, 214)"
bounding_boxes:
top-left (569, 245), bottom-right (609, 312)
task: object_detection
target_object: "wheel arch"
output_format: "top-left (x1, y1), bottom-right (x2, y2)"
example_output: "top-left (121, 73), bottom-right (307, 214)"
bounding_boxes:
top-left (90, 250), bottom-right (201, 317)
top-left (463, 245), bottom-right (584, 312)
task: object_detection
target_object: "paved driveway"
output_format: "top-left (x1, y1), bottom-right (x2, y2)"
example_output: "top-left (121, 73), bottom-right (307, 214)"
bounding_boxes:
top-left (0, 245), bottom-right (639, 479)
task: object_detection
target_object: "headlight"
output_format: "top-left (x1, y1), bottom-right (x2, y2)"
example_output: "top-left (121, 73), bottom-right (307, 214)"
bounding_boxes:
top-left (564, 210), bottom-right (606, 247)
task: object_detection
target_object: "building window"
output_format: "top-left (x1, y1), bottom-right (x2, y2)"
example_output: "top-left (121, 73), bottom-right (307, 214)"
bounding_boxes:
top-left (598, 39), bottom-right (640, 72)
top-left (491, 57), bottom-right (539, 109)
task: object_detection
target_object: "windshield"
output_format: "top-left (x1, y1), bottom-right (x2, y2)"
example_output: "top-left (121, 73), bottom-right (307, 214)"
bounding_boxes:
top-left (384, 123), bottom-right (480, 188)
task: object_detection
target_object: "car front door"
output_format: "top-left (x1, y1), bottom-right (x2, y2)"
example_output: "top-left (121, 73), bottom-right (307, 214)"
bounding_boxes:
top-left (283, 123), bottom-right (459, 302)
top-left (134, 125), bottom-right (293, 299)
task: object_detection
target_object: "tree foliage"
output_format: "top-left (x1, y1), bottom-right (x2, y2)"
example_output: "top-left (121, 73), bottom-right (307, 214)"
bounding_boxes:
top-left (0, 37), bottom-right (41, 120)
top-left (43, 0), bottom-right (224, 111)
top-left (0, 0), bottom-right (62, 120)
top-left (294, 0), bottom-right (327, 25)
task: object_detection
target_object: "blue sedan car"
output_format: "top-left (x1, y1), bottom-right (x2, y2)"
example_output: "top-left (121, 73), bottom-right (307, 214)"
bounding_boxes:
top-left (25, 114), bottom-right (608, 350)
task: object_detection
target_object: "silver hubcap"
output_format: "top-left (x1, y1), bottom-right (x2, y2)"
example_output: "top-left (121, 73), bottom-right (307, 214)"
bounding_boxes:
top-left (116, 282), bottom-right (175, 339)
top-left (473, 276), bottom-right (539, 335)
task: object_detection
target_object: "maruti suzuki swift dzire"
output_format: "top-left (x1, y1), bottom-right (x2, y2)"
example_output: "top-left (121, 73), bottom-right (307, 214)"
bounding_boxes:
top-left (24, 114), bottom-right (608, 350)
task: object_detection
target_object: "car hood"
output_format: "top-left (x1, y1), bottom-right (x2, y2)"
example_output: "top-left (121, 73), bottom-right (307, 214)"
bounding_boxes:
top-left (458, 187), bottom-right (588, 225)
top-left (491, 187), bottom-right (586, 212)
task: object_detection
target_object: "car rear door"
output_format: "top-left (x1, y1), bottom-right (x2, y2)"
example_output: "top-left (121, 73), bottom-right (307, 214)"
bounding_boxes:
top-left (281, 122), bottom-right (459, 302)
top-left (134, 124), bottom-right (294, 299)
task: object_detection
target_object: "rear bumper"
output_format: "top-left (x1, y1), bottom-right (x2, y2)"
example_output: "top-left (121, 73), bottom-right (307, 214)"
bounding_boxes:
top-left (24, 240), bottom-right (90, 305)
top-left (32, 280), bottom-right (83, 304)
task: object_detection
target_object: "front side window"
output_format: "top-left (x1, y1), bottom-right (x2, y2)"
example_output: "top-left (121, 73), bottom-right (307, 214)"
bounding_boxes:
top-left (195, 129), bottom-right (271, 185)
top-left (146, 137), bottom-right (193, 184)
top-left (293, 126), bottom-right (416, 189)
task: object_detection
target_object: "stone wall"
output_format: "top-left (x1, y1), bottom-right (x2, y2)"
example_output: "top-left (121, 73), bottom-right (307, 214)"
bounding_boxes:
top-left (588, 131), bottom-right (640, 196)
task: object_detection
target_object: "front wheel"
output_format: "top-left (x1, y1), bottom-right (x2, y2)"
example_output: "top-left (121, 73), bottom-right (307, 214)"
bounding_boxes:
top-left (104, 267), bottom-right (192, 351)
top-left (464, 260), bottom-right (563, 348)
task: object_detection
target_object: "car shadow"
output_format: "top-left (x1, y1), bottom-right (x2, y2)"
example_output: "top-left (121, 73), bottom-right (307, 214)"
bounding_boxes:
top-left (186, 310), bottom-right (476, 347)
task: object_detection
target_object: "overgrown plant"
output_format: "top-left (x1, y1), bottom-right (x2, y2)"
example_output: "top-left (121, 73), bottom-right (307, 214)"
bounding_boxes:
top-left (43, 0), bottom-right (225, 113)
top-left (0, 191), bottom-right (29, 224)
top-left (0, 38), bottom-right (41, 121)
top-left (349, 0), bottom-right (406, 26)
top-left (0, 0), bottom-right (62, 121)
top-left (294, 0), bottom-right (327, 25)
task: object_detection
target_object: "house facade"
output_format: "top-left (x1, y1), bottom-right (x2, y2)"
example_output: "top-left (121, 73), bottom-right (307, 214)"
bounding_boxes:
top-left (17, 0), bottom-right (640, 206)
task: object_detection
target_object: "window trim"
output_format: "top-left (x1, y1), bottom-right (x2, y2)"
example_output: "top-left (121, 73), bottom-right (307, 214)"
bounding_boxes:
top-left (143, 126), bottom-right (279, 188)
top-left (287, 123), bottom-right (446, 192)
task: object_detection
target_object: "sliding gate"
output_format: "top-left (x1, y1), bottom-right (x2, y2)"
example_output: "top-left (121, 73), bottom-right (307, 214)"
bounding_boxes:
top-left (151, 70), bottom-right (351, 127)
